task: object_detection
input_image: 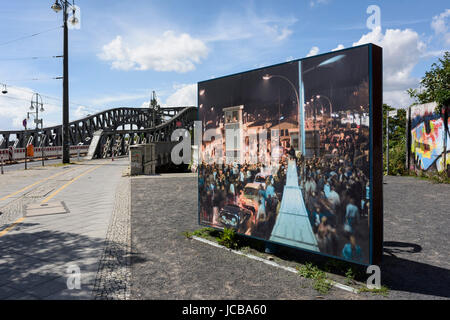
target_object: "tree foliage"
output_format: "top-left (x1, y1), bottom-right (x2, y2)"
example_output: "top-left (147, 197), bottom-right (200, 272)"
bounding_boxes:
top-left (408, 51), bottom-right (450, 110)
top-left (383, 104), bottom-right (407, 175)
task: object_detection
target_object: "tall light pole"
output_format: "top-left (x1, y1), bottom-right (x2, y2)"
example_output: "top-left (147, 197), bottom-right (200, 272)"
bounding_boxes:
top-left (52, 0), bottom-right (78, 163)
top-left (27, 93), bottom-right (45, 130)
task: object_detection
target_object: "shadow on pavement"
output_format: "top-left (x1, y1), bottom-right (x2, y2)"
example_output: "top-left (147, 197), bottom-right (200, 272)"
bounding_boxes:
top-left (380, 242), bottom-right (449, 299)
top-left (0, 222), bottom-right (138, 299)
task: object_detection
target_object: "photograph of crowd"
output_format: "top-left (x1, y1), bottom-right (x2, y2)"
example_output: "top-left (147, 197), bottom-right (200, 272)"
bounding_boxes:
top-left (198, 45), bottom-right (374, 264)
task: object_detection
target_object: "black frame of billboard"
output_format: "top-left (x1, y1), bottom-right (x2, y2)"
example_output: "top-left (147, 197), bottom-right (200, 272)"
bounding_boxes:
top-left (197, 43), bottom-right (383, 266)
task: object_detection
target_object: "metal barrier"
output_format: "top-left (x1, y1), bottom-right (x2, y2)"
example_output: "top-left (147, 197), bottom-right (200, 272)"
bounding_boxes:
top-left (0, 145), bottom-right (89, 162)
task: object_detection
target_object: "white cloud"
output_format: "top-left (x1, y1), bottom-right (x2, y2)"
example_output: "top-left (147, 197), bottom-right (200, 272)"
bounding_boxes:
top-left (164, 84), bottom-right (197, 108)
top-left (89, 92), bottom-right (149, 106)
top-left (139, 83), bottom-right (197, 110)
top-left (203, 11), bottom-right (296, 44)
top-left (265, 25), bottom-right (293, 41)
top-left (73, 105), bottom-right (100, 119)
top-left (332, 44), bottom-right (345, 51)
top-left (353, 26), bottom-right (426, 108)
top-left (306, 46), bottom-right (320, 57)
top-left (0, 86), bottom-right (59, 130)
top-left (310, 0), bottom-right (330, 8)
top-left (431, 9), bottom-right (450, 45)
top-left (98, 31), bottom-right (209, 73)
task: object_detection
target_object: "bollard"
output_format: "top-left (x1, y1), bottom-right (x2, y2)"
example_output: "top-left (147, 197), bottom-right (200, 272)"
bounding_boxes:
top-left (1, 155), bottom-right (3, 175)
top-left (42, 147), bottom-right (45, 167)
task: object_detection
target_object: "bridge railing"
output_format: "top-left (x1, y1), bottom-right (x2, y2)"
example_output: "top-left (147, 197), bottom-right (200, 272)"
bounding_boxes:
top-left (0, 145), bottom-right (89, 162)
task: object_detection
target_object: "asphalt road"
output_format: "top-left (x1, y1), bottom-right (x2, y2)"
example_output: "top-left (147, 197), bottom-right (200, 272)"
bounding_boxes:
top-left (1, 156), bottom-right (83, 174)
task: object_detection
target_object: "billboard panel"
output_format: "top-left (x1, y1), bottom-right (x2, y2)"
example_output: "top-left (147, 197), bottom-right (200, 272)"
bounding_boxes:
top-left (198, 44), bottom-right (383, 265)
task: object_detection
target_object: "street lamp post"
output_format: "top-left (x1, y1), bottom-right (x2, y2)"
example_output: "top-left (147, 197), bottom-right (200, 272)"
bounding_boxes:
top-left (27, 93), bottom-right (45, 130)
top-left (51, 0), bottom-right (78, 163)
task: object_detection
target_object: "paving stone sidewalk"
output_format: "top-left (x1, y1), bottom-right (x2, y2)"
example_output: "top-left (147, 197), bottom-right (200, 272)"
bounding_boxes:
top-left (93, 177), bottom-right (132, 300)
top-left (0, 159), bottom-right (128, 299)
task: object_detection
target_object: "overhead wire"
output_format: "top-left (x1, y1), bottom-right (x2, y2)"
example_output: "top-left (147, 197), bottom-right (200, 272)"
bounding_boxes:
top-left (0, 26), bottom-right (62, 47)
top-left (0, 56), bottom-right (62, 61)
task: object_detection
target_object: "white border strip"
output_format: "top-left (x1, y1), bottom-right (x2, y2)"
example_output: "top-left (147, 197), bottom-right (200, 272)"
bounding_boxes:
top-left (192, 235), bottom-right (359, 294)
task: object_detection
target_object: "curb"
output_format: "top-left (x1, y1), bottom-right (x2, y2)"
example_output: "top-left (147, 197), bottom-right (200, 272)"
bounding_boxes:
top-left (191, 235), bottom-right (359, 295)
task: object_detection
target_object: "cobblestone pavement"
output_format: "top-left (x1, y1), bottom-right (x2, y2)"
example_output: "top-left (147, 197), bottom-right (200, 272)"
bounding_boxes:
top-left (92, 177), bottom-right (131, 300)
top-left (381, 175), bottom-right (450, 300)
top-left (130, 174), bottom-right (449, 300)
top-left (0, 158), bottom-right (128, 299)
top-left (130, 174), bottom-right (358, 300)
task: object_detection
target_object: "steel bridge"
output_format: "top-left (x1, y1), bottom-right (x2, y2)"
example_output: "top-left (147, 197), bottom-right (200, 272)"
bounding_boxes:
top-left (0, 106), bottom-right (197, 159)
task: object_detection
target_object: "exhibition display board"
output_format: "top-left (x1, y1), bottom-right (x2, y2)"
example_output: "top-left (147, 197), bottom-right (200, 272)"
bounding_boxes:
top-left (197, 44), bottom-right (383, 265)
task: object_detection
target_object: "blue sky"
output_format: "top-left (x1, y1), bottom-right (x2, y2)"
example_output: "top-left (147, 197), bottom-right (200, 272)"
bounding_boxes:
top-left (0, 0), bottom-right (449, 130)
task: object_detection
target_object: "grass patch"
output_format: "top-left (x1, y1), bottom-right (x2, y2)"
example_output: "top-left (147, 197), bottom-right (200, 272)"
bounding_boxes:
top-left (297, 262), bottom-right (332, 295)
top-left (217, 228), bottom-right (239, 249)
top-left (323, 259), bottom-right (366, 282)
top-left (345, 267), bottom-right (356, 285)
top-left (50, 162), bottom-right (75, 167)
top-left (407, 170), bottom-right (450, 184)
top-left (358, 285), bottom-right (390, 297)
top-left (182, 227), bottom-right (223, 242)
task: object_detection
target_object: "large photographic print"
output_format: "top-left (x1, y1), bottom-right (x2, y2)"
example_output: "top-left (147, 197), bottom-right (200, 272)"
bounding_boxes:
top-left (198, 44), bottom-right (382, 265)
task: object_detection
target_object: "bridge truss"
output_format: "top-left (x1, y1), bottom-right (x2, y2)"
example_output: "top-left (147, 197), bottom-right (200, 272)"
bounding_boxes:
top-left (0, 106), bottom-right (197, 159)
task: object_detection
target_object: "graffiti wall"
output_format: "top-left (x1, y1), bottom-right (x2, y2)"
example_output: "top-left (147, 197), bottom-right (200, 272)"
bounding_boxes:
top-left (409, 102), bottom-right (450, 173)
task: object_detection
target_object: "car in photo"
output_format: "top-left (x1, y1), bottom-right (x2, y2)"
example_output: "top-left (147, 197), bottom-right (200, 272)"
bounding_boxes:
top-left (218, 204), bottom-right (252, 232)
top-left (240, 182), bottom-right (261, 213)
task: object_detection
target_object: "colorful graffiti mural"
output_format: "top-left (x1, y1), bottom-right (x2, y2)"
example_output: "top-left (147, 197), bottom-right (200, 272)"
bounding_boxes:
top-left (409, 102), bottom-right (450, 173)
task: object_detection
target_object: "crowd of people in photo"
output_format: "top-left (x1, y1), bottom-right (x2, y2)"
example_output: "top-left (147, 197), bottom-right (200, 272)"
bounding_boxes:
top-left (198, 118), bottom-right (371, 263)
top-left (299, 119), bottom-right (371, 262)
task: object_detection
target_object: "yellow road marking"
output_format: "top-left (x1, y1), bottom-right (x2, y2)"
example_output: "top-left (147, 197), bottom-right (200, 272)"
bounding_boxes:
top-left (0, 165), bottom-right (80, 202)
top-left (0, 217), bottom-right (25, 237)
top-left (0, 162), bottom-right (107, 238)
top-left (41, 164), bottom-right (105, 204)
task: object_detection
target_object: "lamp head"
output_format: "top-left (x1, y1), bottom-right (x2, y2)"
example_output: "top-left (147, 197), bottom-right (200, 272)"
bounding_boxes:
top-left (262, 74), bottom-right (272, 80)
top-left (51, 1), bottom-right (62, 13)
top-left (70, 8), bottom-right (79, 25)
top-left (70, 16), bottom-right (79, 25)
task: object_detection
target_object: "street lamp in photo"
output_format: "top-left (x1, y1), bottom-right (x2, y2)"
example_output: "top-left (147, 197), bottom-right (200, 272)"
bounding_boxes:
top-left (263, 74), bottom-right (301, 151)
top-left (262, 74), bottom-right (300, 116)
top-left (51, 0), bottom-right (80, 163)
top-left (315, 94), bottom-right (333, 118)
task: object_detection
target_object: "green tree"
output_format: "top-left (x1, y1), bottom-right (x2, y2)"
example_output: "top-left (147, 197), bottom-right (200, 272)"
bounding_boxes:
top-left (407, 51), bottom-right (450, 109)
top-left (383, 104), bottom-right (407, 175)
